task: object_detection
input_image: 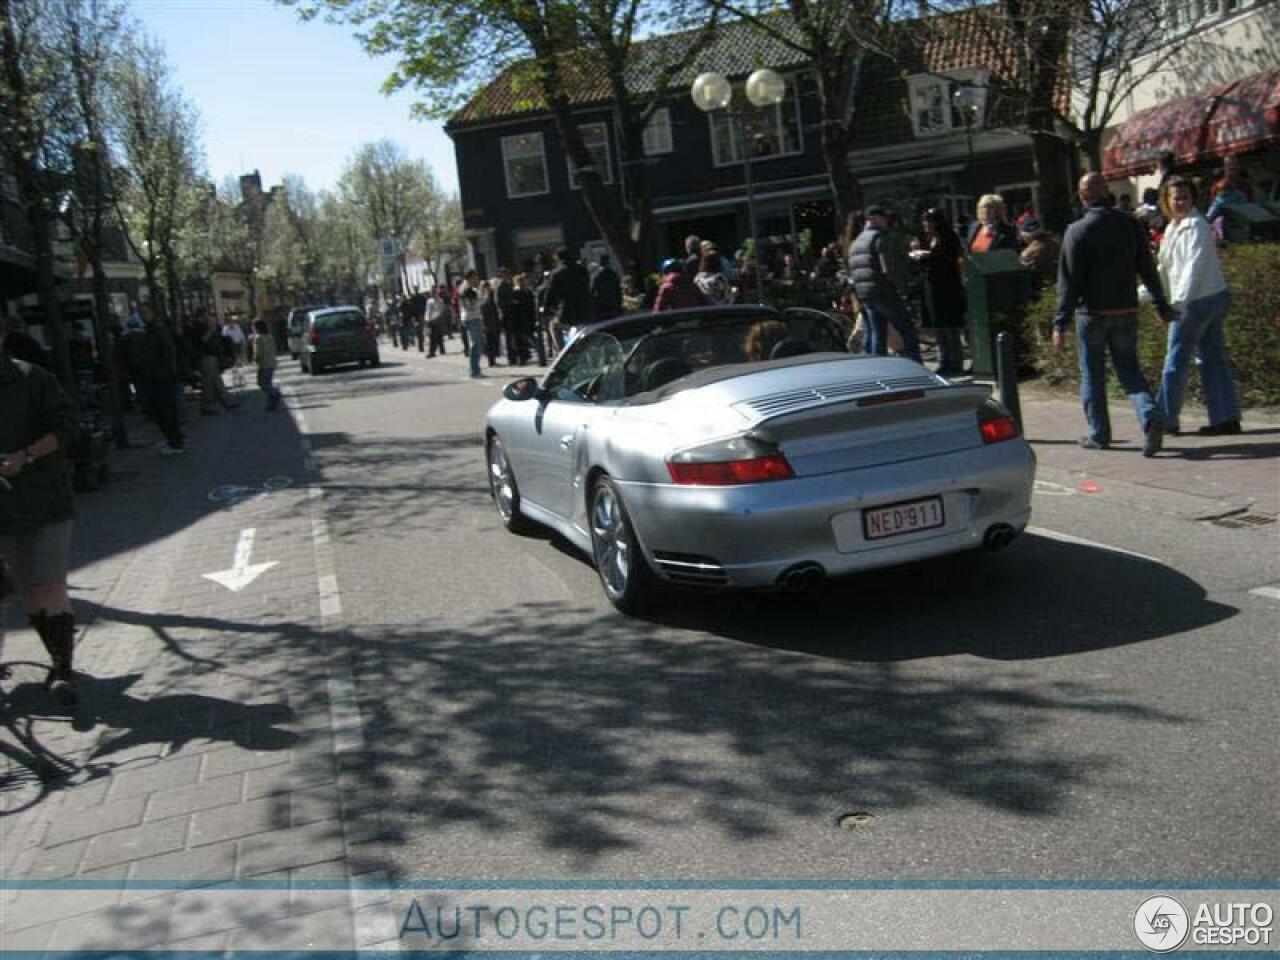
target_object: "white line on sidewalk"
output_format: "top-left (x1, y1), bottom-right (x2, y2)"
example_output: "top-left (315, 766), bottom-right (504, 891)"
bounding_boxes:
top-left (1026, 526), bottom-right (1164, 565)
top-left (1249, 585), bottom-right (1280, 602)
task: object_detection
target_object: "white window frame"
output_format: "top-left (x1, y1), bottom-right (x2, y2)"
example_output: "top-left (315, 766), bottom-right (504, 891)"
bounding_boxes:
top-left (707, 78), bottom-right (805, 168)
top-left (994, 180), bottom-right (1041, 219)
top-left (501, 132), bottom-right (550, 199)
top-left (643, 107), bottom-right (674, 156)
top-left (907, 70), bottom-right (989, 139)
top-left (568, 122), bottom-right (614, 190)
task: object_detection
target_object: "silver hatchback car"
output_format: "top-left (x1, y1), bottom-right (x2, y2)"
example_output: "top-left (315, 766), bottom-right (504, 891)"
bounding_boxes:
top-left (301, 307), bottom-right (380, 375)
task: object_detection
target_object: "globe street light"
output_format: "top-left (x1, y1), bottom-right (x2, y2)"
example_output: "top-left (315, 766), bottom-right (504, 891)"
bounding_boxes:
top-left (692, 68), bottom-right (787, 303)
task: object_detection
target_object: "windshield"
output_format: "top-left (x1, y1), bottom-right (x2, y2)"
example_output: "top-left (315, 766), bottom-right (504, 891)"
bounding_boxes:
top-left (618, 311), bottom-right (846, 397)
top-left (311, 311), bottom-right (364, 332)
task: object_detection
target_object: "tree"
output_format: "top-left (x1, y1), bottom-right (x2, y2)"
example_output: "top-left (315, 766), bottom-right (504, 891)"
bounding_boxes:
top-left (338, 140), bottom-right (433, 294)
top-left (418, 186), bottom-right (466, 289)
top-left (1, 0), bottom-right (75, 387)
top-left (109, 34), bottom-right (203, 326)
top-left (211, 174), bottom-right (264, 319)
top-left (313, 190), bottom-right (371, 305)
top-left (289, 0), bottom-right (713, 279)
top-left (1063, 0), bottom-right (1194, 172)
top-left (705, 0), bottom-right (908, 234)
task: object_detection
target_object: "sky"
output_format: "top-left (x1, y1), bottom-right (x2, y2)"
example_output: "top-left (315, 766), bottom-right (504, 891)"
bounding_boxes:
top-left (130, 0), bottom-right (460, 197)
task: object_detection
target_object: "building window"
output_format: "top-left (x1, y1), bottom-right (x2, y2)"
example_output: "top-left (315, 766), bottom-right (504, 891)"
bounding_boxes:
top-left (512, 225), bottom-right (564, 273)
top-left (708, 79), bottom-right (803, 167)
top-left (568, 122), bottom-right (614, 189)
top-left (502, 132), bottom-right (549, 199)
top-left (643, 108), bottom-right (674, 156)
top-left (907, 71), bottom-right (989, 139)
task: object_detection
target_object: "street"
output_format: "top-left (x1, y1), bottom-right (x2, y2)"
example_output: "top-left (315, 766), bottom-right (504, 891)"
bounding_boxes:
top-left (1, 344), bottom-right (1277, 949)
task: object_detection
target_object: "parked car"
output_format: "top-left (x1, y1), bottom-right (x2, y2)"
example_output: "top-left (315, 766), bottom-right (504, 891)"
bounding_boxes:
top-left (286, 305), bottom-right (324, 359)
top-left (484, 304), bottom-right (1035, 612)
top-left (300, 306), bottom-right (380, 375)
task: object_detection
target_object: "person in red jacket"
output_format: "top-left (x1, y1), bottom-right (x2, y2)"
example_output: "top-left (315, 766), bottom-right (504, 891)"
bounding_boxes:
top-left (653, 258), bottom-right (707, 311)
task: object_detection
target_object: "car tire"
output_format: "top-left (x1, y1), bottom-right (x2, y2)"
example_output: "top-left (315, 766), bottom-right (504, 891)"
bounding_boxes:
top-left (589, 474), bottom-right (658, 614)
top-left (487, 435), bottom-right (532, 534)
top-left (371, 354), bottom-right (381, 368)
top-left (310, 359), bottom-right (322, 376)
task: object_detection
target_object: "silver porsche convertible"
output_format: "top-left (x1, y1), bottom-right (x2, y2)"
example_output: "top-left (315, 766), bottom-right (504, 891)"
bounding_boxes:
top-left (485, 305), bottom-right (1035, 612)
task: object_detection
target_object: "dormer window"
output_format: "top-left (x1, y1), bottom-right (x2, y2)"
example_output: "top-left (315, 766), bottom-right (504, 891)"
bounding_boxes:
top-left (907, 70), bottom-right (989, 138)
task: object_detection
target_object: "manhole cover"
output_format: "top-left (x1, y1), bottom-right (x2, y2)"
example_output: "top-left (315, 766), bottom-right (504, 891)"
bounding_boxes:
top-left (837, 811), bottom-right (875, 831)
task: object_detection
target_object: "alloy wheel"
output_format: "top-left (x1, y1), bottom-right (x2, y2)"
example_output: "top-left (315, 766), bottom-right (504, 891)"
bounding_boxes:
top-left (591, 482), bottom-right (630, 598)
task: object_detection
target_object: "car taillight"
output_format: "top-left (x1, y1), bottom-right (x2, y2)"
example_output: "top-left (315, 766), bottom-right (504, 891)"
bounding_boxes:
top-left (667, 435), bottom-right (794, 486)
top-left (977, 401), bottom-right (1019, 443)
top-left (308, 330), bottom-right (319, 345)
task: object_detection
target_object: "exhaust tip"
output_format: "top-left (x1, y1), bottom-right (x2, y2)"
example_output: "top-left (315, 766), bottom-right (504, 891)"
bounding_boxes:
top-left (777, 562), bottom-right (827, 593)
top-left (983, 524), bottom-right (1018, 551)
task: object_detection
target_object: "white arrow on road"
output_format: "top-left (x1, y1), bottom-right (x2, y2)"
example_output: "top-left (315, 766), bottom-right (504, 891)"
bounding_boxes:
top-left (202, 528), bottom-right (278, 592)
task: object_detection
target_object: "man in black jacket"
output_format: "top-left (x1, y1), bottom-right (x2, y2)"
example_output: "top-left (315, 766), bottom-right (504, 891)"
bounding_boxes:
top-left (543, 247), bottom-right (594, 351)
top-left (1054, 172), bottom-right (1173, 457)
top-left (590, 254), bottom-right (623, 321)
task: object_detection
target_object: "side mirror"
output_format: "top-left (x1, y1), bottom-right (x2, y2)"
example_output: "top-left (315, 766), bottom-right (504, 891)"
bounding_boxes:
top-left (503, 377), bottom-right (542, 402)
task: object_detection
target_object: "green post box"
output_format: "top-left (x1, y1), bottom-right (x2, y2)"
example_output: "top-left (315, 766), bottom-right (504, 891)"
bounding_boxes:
top-left (963, 250), bottom-right (1032, 376)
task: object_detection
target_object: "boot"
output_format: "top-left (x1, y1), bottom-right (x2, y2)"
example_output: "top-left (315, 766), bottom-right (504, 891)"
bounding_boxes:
top-left (32, 611), bottom-right (78, 706)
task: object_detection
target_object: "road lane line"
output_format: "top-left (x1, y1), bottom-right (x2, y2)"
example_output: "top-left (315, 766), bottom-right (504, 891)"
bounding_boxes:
top-left (1249, 585), bottom-right (1280, 602)
top-left (1026, 526), bottom-right (1164, 565)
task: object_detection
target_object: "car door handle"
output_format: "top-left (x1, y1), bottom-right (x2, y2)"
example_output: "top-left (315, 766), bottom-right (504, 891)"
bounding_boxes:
top-left (559, 434), bottom-right (575, 449)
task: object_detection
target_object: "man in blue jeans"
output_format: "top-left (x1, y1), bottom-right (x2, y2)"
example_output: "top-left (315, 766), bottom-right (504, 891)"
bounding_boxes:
top-left (847, 205), bottom-right (922, 363)
top-left (1053, 173), bottom-right (1174, 457)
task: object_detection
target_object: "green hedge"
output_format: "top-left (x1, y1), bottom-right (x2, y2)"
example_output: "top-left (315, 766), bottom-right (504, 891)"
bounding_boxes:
top-left (1027, 243), bottom-right (1280, 409)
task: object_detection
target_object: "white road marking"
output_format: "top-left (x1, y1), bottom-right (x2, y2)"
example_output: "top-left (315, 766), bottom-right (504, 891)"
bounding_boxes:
top-left (201, 528), bottom-right (278, 592)
top-left (327, 662), bottom-right (365, 755)
top-left (1033, 479), bottom-right (1076, 496)
top-left (1249, 586), bottom-right (1280, 602)
top-left (1027, 526), bottom-right (1164, 565)
top-left (309, 485), bottom-right (343, 619)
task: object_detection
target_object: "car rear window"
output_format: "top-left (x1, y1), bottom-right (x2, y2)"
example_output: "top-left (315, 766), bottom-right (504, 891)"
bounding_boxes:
top-left (312, 312), bottom-right (364, 332)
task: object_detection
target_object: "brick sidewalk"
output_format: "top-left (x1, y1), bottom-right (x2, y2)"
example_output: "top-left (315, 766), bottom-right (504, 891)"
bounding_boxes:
top-left (0, 384), bottom-right (397, 950)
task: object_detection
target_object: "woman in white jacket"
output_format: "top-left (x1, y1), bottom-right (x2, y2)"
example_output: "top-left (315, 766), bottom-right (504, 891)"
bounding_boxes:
top-left (1156, 177), bottom-right (1241, 436)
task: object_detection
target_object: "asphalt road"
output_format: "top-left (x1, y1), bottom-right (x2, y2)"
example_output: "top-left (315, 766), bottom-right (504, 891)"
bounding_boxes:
top-left (278, 342), bottom-right (1278, 885)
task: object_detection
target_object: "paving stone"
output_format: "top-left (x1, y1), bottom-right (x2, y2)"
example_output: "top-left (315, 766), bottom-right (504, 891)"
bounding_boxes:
top-left (166, 886), bottom-right (291, 942)
top-left (291, 783), bottom-right (341, 827)
top-left (47, 900), bottom-right (173, 949)
top-left (0, 921), bottom-right (56, 950)
top-left (126, 838), bottom-right (239, 891)
top-left (190, 795), bottom-right (288, 846)
top-left (55, 775), bottom-right (111, 812)
top-left (354, 901), bottom-right (400, 946)
top-left (243, 758), bottom-right (335, 799)
top-left (290, 861), bottom-right (352, 917)
top-left (201, 746), bottom-right (293, 781)
top-left (42, 793), bottom-right (147, 848)
top-left (144, 773), bottom-right (244, 821)
top-left (226, 903), bottom-right (356, 949)
top-left (21, 837), bottom-right (87, 879)
top-left (163, 929), bottom-right (233, 951)
top-left (81, 815), bottom-right (188, 871)
top-left (238, 820), bottom-right (345, 877)
top-left (107, 753), bottom-right (203, 801)
top-left (5, 883), bottom-right (124, 932)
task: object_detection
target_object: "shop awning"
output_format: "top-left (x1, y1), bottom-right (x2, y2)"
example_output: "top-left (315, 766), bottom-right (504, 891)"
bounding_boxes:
top-left (1204, 67), bottom-right (1280, 159)
top-left (1102, 67), bottom-right (1280, 179)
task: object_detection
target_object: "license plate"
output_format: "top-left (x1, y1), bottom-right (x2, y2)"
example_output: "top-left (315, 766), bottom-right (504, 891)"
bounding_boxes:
top-left (862, 496), bottom-right (945, 540)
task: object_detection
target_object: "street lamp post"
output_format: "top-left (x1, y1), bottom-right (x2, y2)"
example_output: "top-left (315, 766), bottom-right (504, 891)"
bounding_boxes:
top-left (691, 68), bottom-right (787, 304)
top-left (953, 85), bottom-right (984, 205)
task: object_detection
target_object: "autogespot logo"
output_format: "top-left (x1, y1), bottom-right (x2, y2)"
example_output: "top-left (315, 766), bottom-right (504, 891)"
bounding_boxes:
top-left (1134, 895), bottom-right (1191, 952)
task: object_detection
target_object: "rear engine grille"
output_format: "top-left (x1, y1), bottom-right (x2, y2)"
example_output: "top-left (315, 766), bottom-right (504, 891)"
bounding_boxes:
top-left (652, 552), bottom-right (729, 587)
top-left (736, 373), bottom-right (943, 419)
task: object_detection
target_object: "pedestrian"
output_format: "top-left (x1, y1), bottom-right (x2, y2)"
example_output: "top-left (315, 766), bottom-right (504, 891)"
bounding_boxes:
top-left (693, 251), bottom-right (731, 305)
top-left (411, 289), bottom-right (428, 352)
top-left (138, 305), bottom-right (185, 455)
top-left (480, 280), bottom-right (501, 367)
top-left (399, 296), bottom-right (415, 352)
top-left (915, 208), bottom-right (967, 376)
top-left (1154, 176), bottom-right (1242, 437)
top-left (847, 203), bottom-right (922, 362)
top-left (1134, 187), bottom-right (1166, 240)
top-left (966, 195), bottom-right (1020, 253)
top-left (590, 254), bottom-right (623, 321)
top-left (542, 247), bottom-right (594, 350)
top-left (427, 288), bottom-right (449, 357)
top-left (1, 337), bottom-right (81, 705)
top-left (1053, 172), bottom-right (1173, 456)
top-left (459, 270), bottom-right (485, 378)
top-left (511, 274), bottom-right (542, 365)
top-left (252, 319), bottom-right (282, 411)
top-left (198, 313), bottom-right (238, 414)
top-left (654, 257), bottom-right (708, 311)
top-left (495, 268), bottom-right (519, 365)
top-left (682, 235), bottom-right (702, 279)
top-left (1018, 219), bottom-right (1062, 296)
